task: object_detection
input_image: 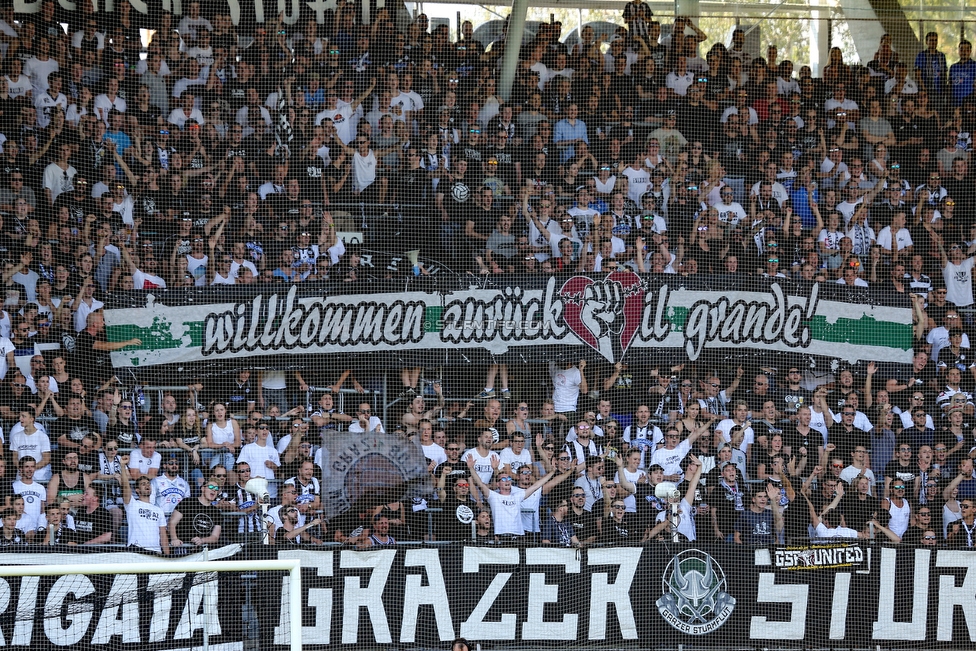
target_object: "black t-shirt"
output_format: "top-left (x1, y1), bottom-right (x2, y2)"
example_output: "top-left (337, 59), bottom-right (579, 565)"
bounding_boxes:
top-left (51, 415), bottom-right (100, 450)
top-left (597, 361), bottom-right (642, 416)
top-left (69, 506), bottom-right (112, 544)
top-left (840, 492), bottom-right (880, 532)
top-left (745, 390), bottom-right (781, 416)
top-left (173, 498), bottom-right (222, 544)
top-left (565, 506), bottom-right (599, 542)
top-left (433, 463), bottom-right (469, 486)
top-left (600, 511), bottom-right (641, 544)
top-left (72, 330), bottom-right (111, 387)
top-left (437, 495), bottom-right (478, 541)
top-left (297, 155), bottom-right (328, 202)
top-left (888, 362), bottom-right (939, 410)
top-left (708, 482), bottom-right (747, 538)
top-left (54, 191), bottom-right (95, 229)
top-left (827, 424), bottom-right (870, 460)
top-left (442, 172), bottom-right (481, 223)
top-left (0, 476), bottom-right (12, 509)
top-left (109, 419), bottom-right (139, 448)
top-left (224, 79), bottom-right (250, 110)
top-left (332, 510), bottom-right (369, 541)
top-left (884, 459), bottom-right (919, 485)
top-left (77, 449), bottom-right (100, 475)
top-left (0, 383), bottom-right (32, 415)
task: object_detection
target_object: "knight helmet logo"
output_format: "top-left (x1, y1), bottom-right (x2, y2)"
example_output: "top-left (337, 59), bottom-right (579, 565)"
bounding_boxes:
top-left (656, 549), bottom-right (736, 635)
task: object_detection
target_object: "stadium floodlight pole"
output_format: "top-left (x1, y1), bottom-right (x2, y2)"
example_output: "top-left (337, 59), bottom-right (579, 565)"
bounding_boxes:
top-left (497, 0), bottom-right (530, 102)
top-left (0, 560), bottom-right (302, 651)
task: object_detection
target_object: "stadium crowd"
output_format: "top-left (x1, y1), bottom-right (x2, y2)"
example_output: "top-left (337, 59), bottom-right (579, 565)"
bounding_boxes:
top-left (0, 0), bottom-right (974, 552)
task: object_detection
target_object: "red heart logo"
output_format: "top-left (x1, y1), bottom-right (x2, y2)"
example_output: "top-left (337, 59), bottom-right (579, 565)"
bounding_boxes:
top-left (559, 276), bottom-right (597, 350)
top-left (559, 272), bottom-right (645, 362)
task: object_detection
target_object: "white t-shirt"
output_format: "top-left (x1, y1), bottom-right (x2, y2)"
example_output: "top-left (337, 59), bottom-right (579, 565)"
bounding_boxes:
top-left (712, 200), bottom-right (747, 227)
top-left (315, 105), bottom-right (357, 144)
top-left (0, 336), bottom-right (14, 380)
top-left (230, 259), bottom-right (259, 281)
top-left (928, 325), bottom-right (970, 362)
top-left (420, 441), bottom-right (447, 465)
top-left (498, 447), bottom-right (532, 473)
top-left (348, 416), bottom-right (384, 433)
top-left (125, 498), bottom-right (166, 551)
top-left (943, 257), bottom-right (976, 307)
top-left (714, 418), bottom-right (755, 455)
top-left (128, 449), bottom-right (162, 477)
top-left (749, 180), bottom-right (789, 206)
top-left (876, 226), bottom-right (913, 253)
top-left (237, 442), bottom-right (281, 482)
top-left (352, 150), bottom-right (377, 193)
top-left (813, 521), bottom-right (859, 539)
top-left (520, 487), bottom-right (543, 533)
top-left (133, 269), bottom-right (167, 290)
top-left (5, 73), bottom-right (31, 98)
top-left (74, 298), bottom-right (105, 332)
top-left (550, 362), bottom-right (583, 412)
top-left (615, 467), bottom-right (647, 512)
top-left (93, 94), bottom-right (127, 125)
top-left (43, 162), bottom-right (76, 204)
top-left (23, 56), bottom-right (59, 94)
top-left (839, 466), bottom-right (877, 494)
top-left (10, 429), bottom-right (52, 482)
top-left (621, 167), bottom-right (650, 203)
top-left (486, 486), bottom-right (527, 535)
top-left (11, 479), bottom-right (45, 515)
top-left (650, 440), bottom-right (692, 479)
top-left (392, 90), bottom-right (424, 116)
top-left (186, 254), bottom-right (209, 286)
top-left (462, 448), bottom-right (500, 486)
top-left (654, 497), bottom-right (697, 541)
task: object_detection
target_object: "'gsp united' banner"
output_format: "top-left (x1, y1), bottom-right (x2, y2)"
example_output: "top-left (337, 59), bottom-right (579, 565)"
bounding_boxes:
top-left (1, 544), bottom-right (974, 649)
top-left (103, 274), bottom-right (912, 370)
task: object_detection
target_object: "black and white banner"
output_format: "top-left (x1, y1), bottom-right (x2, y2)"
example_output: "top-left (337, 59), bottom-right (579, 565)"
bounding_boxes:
top-left (14, 0), bottom-right (340, 28)
top-left (103, 275), bottom-right (912, 372)
top-left (2, 544), bottom-right (975, 648)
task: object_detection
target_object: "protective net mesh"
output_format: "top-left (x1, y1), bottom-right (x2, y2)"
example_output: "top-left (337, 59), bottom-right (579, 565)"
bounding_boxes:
top-left (0, 1), bottom-right (972, 650)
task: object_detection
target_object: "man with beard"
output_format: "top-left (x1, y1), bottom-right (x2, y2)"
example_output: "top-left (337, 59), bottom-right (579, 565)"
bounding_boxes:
top-left (52, 396), bottom-right (101, 456)
top-left (566, 484), bottom-right (599, 543)
top-left (67, 487), bottom-right (112, 544)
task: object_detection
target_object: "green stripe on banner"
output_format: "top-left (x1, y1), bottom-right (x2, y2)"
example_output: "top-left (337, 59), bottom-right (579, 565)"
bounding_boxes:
top-left (609, 308), bottom-right (912, 350)
top-left (424, 306), bottom-right (443, 333)
top-left (107, 318), bottom-right (205, 351)
top-left (808, 315), bottom-right (913, 350)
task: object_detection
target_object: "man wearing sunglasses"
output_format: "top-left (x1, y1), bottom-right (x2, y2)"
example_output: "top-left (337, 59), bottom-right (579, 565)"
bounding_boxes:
top-left (947, 494), bottom-right (976, 548)
top-left (435, 474), bottom-right (476, 541)
top-left (349, 402), bottom-right (384, 434)
top-left (466, 455), bottom-right (554, 541)
top-left (168, 480), bottom-right (222, 553)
